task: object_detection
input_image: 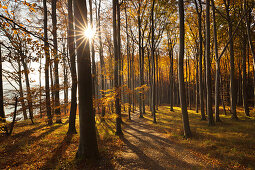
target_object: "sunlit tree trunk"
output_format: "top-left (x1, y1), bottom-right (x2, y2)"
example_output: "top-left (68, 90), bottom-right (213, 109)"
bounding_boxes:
top-left (89, 0), bottom-right (97, 103)
top-left (0, 44), bottom-right (5, 122)
top-left (113, 0), bottom-right (123, 136)
top-left (43, 0), bottom-right (53, 125)
top-left (194, 0), bottom-right (206, 120)
top-left (178, 0), bottom-right (191, 138)
top-left (125, 5), bottom-right (131, 120)
top-left (97, 0), bottom-right (106, 118)
top-left (74, 0), bottom-right (99, 159)
top-left (52, 0), bottom-right (61, 123)
top-left (39, 53), bottom-right (42, 118)
top-left (205, 0), bottom-right (215, 126)
top-left (211, 0), bottom-right (221, 122)
top-left (151, 0), bottom-right (156, 123)
top-left (17, 56), bottom-right (27, 120)
top-left (67, 0), bottom-right (77, 134)
top-left (20, 52), bottom-right (34, 124)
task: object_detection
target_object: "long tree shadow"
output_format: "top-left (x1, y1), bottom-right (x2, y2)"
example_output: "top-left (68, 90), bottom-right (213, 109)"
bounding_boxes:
top-left (1, 121), bottom-right (69, 168)
top-left (122, 129), bottom-right (201, 169)
top-left (126, 114), bottom-right (255, 168)
top-left (119, 135), bottom-right (166, 170)
top-left (41, 134), bottom-right (74, 169)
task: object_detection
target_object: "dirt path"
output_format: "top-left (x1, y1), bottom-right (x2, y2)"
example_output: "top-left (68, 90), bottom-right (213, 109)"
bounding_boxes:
top-left (114, 112), bottom-right (216, 170)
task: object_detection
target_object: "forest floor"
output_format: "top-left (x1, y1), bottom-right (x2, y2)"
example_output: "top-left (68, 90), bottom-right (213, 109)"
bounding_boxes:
top-left (0, 106), bottom-right (254, 169)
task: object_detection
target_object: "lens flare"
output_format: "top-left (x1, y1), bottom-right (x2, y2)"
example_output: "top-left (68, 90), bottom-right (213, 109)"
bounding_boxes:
top-left (84, 24), bottom-right (95, 40)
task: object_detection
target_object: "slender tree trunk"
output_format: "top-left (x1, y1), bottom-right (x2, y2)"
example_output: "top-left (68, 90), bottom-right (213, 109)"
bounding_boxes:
top-left (39, 53), bottom-right (42, 118)
top-left (196, 52), bottom-right (199, 113)
top-left (0, 44), bottom-right (5, 122)
top-left (125, 6), bottom-right (131, 120)
top-left (50, 59), bottom-right (54, 115)
top-left (242, 31), bottom-right (250, 116)
top-left (151, 0), bottom-right (156, 123)
top-left (89, 0), bottom-right (97, 104)
top-left (67, 0), bottom-right (77, 134)
top-left (63, 45), bottom-right (68, 115)
top-left (43, 0), bottom-right (52, 125)
top-left (224, 0), bottom-right (238, 120)
top-left (52, 0), bottom-right (61, 123)
top-left (20, 53), bottom-right (34, 124)
top-left (205, 0), bottom-right (215, 126)
top-left (245, 1), bottom-right (255, 107)
top-left (17, 56), bottom-right (28, 120)
top-left (194, 0), bottom-right (206, 120)
top-left (74, 0), bottom-right (99, 159)
top-left (113, 0), bottom-right (123, 136)
top-left (178, 0), bottom-right (192, 138)
top-left (212, 0), bottom-right (221, 122)
top-left (97, 0), bottom-right (106, 118)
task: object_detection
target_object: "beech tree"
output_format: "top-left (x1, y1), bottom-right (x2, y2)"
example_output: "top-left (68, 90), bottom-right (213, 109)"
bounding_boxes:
top-left (178, 0), bottom-right (191, 138)
top-left (74, 0), bottom-right (99, 159)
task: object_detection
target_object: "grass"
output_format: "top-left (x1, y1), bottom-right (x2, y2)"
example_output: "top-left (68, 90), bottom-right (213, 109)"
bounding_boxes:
top-left (0, 113), bottom-right (123, 169)
top-left (133, 105), bottom-right (255, 169)
top-left (0, 105), bottom-right (254, 169)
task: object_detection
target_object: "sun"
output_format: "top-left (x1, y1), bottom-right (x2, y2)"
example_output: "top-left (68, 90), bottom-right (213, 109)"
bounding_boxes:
top-left (84, 24), bottom-right (96, 40)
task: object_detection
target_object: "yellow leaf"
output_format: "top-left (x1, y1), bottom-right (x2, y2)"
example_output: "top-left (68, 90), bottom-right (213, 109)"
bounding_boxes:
top-left (30, 7), bottom-right (35, 12)
top-left (2, 6), bottom-right (7, 9)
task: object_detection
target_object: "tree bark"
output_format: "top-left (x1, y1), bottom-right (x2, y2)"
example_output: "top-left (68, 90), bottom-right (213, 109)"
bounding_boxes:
top-left (178, 0), bottom-right (192, 138)
top-left (0, 44), bottom-right (5, 122)
top-left (67, 0), bottom-right (77, 134)
top-left (52, 0), bottom-right (61, 123)
top-left (212, 0), bottom-right (221, 122)
top-left (194, 0), bottom-right (206, 120)
top-left (43, 0), bottom-right (53, 125)
top-left (205, 0), bottom-right (215, 126)
top-left (113, 0), bottom-right (123, 136)
top-left (224, 0), bottom-right (238, 120)
top-left (74, 0), bottom-right (99, 159)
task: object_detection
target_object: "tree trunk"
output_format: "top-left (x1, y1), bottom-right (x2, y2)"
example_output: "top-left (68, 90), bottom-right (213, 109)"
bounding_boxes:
top-left (125, 6), bottom-right (131, 120)
top-left (20, 53), bottom-right (34, 124)
top-left (178, 0), bottom-right (192, 138)
top-left (74, 0), bottom-right (99, 160)
top-left (97, 0), bottom-right (106, 118)
top-left (0, 44), bottom-right (5, 122)
top-left (17, 56), bottom-right (28, 120)
top-left (89, 0), bottom-right (97, 104)
top-left (212, 0), bottom-right (221, 122)
top-left (43, 0), bottom-right (52, 125)
top-left (113, 0), bottom-right (123, 136)
top-left (52, 0), bottom-right (61, 123)
top-left (194, 0), bottom-right (206, 120)
top-left (67, 0), bottom-right (77, 134)
top-left (242, 31), bottom-right (250, 116)
top-left (205, 0), bottom-right (215, 126)
top-left (224, 0), bottom-right (238, 120)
